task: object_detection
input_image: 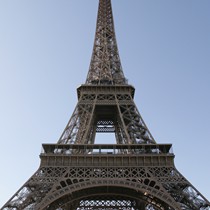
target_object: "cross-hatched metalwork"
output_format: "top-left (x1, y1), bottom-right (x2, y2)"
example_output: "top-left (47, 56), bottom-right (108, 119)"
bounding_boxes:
top-left (1, 0), bottom-right (210, 209)
top-left (86, 0), bottom-right (126, 85)
top-left (58, 86), bottom-right (155, 145)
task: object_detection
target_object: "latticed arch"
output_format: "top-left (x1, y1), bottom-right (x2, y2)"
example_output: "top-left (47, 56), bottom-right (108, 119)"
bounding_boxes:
top-left (38, 182), bottom-right (178, 210)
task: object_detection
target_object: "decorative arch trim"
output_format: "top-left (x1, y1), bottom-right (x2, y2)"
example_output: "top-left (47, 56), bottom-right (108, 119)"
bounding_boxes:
top-left (37, 178), bottom-right (180, 210)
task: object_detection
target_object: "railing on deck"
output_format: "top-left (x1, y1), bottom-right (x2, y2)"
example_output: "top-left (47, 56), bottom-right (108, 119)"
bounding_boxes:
top-left (41, 144), bottom-right (173, 156)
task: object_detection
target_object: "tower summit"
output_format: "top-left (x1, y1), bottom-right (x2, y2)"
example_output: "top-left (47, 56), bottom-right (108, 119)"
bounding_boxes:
top-left (86, 0), bottom-right (126, 85)
top-left (2, 0), bottom-right (210, 209)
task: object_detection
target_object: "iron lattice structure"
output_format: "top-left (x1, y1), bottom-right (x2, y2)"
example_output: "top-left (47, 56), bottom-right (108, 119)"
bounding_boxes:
top-left (2, 0), bottom-right (210, 210)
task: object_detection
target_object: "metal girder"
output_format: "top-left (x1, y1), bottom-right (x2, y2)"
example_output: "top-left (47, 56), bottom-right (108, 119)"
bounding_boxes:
top-left (58, 86), bottom-right (155, 145)
top-left (2, 144), bottom-right (210, 209)
top-left (86, 0), bottom-right (126, 85)
top-left (2, 0), bottom-right (210, 209)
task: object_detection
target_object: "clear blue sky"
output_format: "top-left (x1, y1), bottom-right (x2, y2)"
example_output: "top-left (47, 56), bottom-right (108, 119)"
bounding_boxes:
top-left (0, 0), bottom-right (209, 206)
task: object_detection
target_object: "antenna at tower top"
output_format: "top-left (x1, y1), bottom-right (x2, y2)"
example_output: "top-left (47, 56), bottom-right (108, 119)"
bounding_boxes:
top-left (86, 0), bottom-right (127, 85)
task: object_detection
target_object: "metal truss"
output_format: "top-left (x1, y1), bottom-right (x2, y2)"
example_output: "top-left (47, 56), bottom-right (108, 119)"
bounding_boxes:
top-left (1, 144), bottom-right (210, 209)
top-left (86, 0), bottom-right (126, 85)
top-left (58, 85), bottom-right (155, 145)
top-left (1, 0), bottom-right (210, 209)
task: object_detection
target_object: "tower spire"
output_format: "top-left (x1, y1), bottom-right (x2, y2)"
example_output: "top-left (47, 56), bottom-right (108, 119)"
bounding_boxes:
top-left (86, 0), bottom-right (127, 85)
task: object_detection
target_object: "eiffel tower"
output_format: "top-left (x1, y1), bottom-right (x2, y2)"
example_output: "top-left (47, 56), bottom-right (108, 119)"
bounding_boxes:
top-left (2, 0), bottom-right (210, 209)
